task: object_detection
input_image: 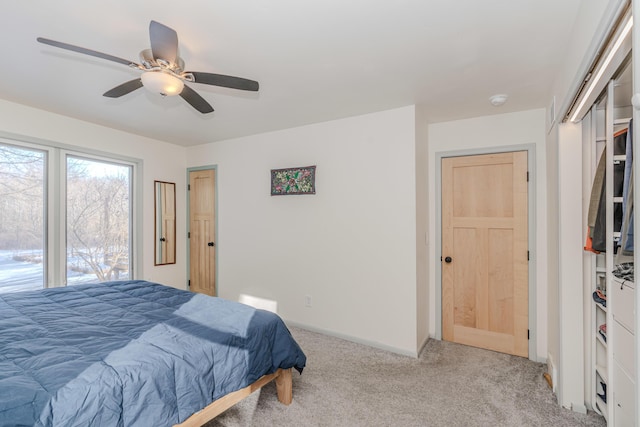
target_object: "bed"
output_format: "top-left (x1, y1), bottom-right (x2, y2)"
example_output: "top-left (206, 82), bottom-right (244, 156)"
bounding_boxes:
top-left (0, 280), bottom-right (306, 426)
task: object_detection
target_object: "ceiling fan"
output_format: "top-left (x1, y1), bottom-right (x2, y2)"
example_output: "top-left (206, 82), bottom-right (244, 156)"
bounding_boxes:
top-left (37, 20), bottom-right (259, 114)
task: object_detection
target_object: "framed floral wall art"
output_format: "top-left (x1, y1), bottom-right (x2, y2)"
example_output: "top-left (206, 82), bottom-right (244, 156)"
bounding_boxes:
top-left (271, 165), bottom-right (316, 196)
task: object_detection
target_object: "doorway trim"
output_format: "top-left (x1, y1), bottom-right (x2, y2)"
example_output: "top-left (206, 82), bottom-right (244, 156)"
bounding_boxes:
top-left (435, 144), bottom-right (537, 360)
top-left (186, 164), bottom-right (218, 294)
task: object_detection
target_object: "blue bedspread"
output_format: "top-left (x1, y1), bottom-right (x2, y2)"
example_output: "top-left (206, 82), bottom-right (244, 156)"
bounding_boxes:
top-left (0, 280), bottom-right (306, 427)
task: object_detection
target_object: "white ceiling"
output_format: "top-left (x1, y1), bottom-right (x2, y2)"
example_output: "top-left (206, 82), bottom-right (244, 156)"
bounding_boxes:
top-left (0, 0), bottom-right (582, 147)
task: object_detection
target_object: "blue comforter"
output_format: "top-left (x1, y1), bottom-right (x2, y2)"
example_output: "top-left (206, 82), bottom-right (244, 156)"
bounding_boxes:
top-left (0, 280), bottom-right (306, 426)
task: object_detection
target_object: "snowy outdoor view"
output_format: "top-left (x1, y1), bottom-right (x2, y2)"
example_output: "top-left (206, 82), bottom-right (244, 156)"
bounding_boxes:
top-left (0, 143), bottom-right (131, 293)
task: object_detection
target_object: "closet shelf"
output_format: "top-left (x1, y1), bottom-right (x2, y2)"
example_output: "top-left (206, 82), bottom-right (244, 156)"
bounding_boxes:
top-left (596, 333), bottom-right (607, 348)
top-left (612, 276), bottom-right (635, 288)
top-left (596, 365), bottom-right (609, 384)
top-left (614, 117), bottom-right (631, 124)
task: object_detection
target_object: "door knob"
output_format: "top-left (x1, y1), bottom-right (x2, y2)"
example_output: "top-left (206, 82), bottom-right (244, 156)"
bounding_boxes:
top-left (444, 256), bottom-right (452, 263)
top-left (160, 237), bottom-right (166, 242)
top-left (207, 242), bottom-right (215, 247)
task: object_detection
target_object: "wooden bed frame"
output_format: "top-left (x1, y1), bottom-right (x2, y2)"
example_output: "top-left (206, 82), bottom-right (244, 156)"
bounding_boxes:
top-left (174, 368), bottom-right (293, 427)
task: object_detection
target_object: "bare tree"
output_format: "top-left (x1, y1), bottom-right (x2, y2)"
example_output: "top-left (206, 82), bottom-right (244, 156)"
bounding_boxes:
top-left (0, 145), bottom-right (45, 253)
top-left (0, 147), bottom-right (131, 282)
top-left (67, 158), bottom-right (130, 281)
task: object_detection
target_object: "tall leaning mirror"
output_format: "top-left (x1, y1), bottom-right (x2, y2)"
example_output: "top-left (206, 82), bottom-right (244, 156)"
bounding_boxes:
top-left (154, 181), bottom-right (176, 265)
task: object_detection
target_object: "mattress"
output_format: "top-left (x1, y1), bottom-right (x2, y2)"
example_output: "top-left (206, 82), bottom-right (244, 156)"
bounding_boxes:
top-left (0, 280), bottom-right (306, 426)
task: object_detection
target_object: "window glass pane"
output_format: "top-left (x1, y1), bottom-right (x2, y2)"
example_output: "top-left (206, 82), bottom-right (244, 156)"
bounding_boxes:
top-left (66, 156), bottom-right (131, 284)
top-left (0, 143), bottom-right (45, 293)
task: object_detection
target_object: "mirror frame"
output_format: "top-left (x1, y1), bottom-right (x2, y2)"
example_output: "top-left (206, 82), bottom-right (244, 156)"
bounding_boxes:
top-left (154, 180), bottom-right (176, 266)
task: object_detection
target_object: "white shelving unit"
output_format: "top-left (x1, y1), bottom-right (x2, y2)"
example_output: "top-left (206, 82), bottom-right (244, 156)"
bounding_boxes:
top-left (587, 62), bottom-right (636, 426)
top-left (611, 276), bottom-right (636, 425)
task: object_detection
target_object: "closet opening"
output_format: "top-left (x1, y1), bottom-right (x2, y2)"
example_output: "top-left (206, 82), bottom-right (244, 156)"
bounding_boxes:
top-left (582, 56), bottom-right (635, 424)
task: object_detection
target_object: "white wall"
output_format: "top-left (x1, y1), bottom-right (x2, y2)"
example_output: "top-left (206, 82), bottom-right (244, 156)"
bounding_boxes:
top-left (427, 108), bottom-right (548, 361)
top-left (187, 106), bottom-right (420, 355)
top-left (546, 123), bottom-right (560, 392)
top-left (557, 122), bottom-right (585, 410)
top-left (415, 105), bottom-right (429, 352)
top-left (0, 99), bottom-right (188, 289)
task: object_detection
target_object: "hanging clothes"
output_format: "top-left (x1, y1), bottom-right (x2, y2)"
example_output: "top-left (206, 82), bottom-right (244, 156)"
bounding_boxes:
top-left (624, 213), bottom-right (634, 253)
top-left (621, 119), bottom-right (633, 216)
top-left (588, 149), bottom-right (606, 234)
top-left (619, 119), bottom-right (634, 255)
top-left (619, 169), bottom-right (633, 255)
top-left (592, 174), bottom-right (608, 252)
top-left (584, 226), bottom-right (600, 254)
top-left (590, 128), bottom-right (627, 253)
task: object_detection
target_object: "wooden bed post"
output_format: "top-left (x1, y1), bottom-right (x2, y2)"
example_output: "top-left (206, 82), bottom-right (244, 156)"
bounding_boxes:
top-left (175, 368), bottom-right (294, 427)
top-left (275, 367), bottom-right (293, 404)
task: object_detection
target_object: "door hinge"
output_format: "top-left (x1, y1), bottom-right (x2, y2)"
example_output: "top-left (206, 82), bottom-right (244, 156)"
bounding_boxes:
top-left (188, 184), bottom-right (191, 191)
top-left (526, 171), bottom-right (529, 182)
top-left (188, 232), bottom-right (190, 238)
top-left (527, 250), bottom-right (530, 261)
top-left (528, 329), bottom-right (530, 340)
top-left (188, 280), bottom-right (190, 289)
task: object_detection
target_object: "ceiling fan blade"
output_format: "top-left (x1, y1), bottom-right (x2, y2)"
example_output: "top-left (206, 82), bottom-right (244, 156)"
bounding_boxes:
top-left (180, 84), bottom-right (214, 114)
top-left (103, 79), bottom-right (144, 98)
top-left (37, 37), bottom-right (141, 68)
top-left (187, 72), bottom-right (259, 91)
top-left (149, 20), bottom-right (178, 65)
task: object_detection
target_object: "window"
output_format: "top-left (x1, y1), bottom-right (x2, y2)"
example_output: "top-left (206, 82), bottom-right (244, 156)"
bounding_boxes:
top-left (0, 143), bottom-right (45, 292)
top-left (0, 139), bottom-right (138, 293)
top-left (66, 156), bottom-right (132, 285)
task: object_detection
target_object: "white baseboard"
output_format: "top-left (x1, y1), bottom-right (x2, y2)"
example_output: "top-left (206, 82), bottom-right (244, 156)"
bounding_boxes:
top-left (535, 355), bottom-right (548, 364)
top-left (417, 335), bottom-right (429, 356)
top-left (285, 320), bottom-right (419, 358)
top-left (571, 403), bottom-right (587, 414)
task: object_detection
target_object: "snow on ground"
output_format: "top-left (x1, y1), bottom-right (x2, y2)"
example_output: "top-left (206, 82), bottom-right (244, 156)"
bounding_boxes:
top-left (0, 250), bottom-right (104, 293)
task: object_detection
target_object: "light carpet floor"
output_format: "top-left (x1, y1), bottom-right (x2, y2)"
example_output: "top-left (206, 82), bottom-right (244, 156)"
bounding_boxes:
top-left (206, 326), bottom-right (606, 427)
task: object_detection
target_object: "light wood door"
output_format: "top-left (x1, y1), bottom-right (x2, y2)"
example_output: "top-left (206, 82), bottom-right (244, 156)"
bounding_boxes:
top-left (442, 151), bottom-right (528, 357)
top-left (189, 169), bottom-right (216, 296)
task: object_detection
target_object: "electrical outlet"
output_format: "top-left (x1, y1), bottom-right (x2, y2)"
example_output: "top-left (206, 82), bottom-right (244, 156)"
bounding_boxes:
top-left (304, 295), bottom-right (312, 307)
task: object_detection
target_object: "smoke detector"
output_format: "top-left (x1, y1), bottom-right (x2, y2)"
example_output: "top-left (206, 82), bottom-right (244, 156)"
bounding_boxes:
top-left (489, 94), bottom-right (508, 107)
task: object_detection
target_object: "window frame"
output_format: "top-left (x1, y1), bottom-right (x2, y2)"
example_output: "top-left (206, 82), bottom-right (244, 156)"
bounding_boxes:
top-left (63, 151), bottom-right (136, 285)
top-left (0, 136), bottom-right (142, 289)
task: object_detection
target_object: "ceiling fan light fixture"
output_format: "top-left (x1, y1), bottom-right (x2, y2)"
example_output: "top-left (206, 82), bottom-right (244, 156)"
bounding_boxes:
top-left (141, 71), bottom-right (184, 96)
top-left (37, 20), bottom-right (257, 113)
